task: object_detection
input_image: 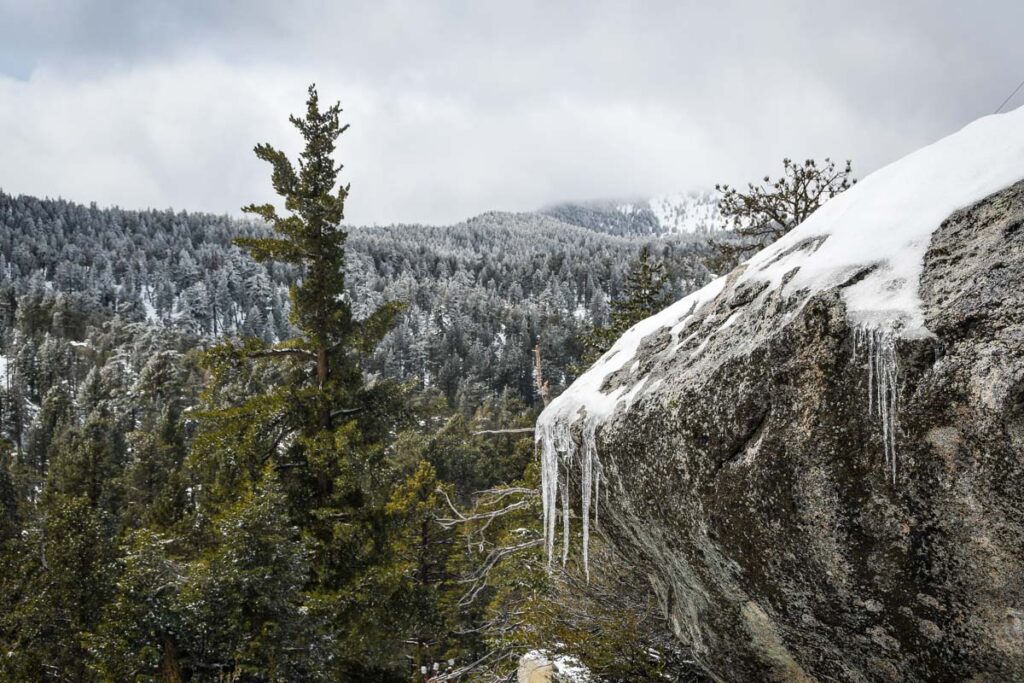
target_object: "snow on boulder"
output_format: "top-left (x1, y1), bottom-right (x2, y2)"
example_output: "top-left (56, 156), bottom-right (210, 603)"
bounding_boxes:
top-left (537, 107), bottom-right (1024, 681)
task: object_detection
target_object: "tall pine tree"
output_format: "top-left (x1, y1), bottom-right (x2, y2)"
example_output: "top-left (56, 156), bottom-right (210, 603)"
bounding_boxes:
top-left (192, 84), bottom-right (408, 680)
top-left (196, 84), bottom-right (405, 505)
top-left (237, 83), bottom-right (371, 430)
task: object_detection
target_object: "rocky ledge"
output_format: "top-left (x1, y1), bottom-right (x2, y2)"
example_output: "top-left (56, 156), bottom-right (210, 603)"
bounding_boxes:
top-left (537, 109), bottom-right (1024, 681)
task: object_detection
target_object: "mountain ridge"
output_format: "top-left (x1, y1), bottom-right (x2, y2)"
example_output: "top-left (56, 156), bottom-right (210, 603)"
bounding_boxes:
top-left (541, 191), bottom-right (722, 237)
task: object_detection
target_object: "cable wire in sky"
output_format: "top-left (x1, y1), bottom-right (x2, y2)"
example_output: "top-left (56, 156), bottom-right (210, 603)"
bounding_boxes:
top-left (995, 76), bottom-right (1024, 114)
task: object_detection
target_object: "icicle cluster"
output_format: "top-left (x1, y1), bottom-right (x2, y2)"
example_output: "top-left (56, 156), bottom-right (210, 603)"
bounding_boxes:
top-left (537, 416), bottom-right (603, 580)
top-left (538, 321), bottom-right (907, 581)
top-left (855, 326), bottom-right (900, 484)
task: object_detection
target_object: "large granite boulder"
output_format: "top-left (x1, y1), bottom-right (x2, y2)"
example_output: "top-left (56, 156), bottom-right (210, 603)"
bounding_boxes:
top-left (537, 109), bottom-right (1024, 681)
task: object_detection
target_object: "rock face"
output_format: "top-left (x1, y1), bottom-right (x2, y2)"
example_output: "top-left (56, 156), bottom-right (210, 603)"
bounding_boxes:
top-left (537, 112), bottom-right (1024, 682)
top-left (518, 652), bottom-right (554, 683)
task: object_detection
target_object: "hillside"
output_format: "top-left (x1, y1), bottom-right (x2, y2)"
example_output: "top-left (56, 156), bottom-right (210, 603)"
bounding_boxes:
top-left (542, 191), bottom-right (722, 237)
top-left (0, 192), bottom-right (717, 418)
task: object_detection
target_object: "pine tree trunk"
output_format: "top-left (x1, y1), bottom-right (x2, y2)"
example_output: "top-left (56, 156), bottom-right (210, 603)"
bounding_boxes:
top-left (160, 635), bottom-right (184, 683)
top-left (317, 346), bottom-right (331, 430)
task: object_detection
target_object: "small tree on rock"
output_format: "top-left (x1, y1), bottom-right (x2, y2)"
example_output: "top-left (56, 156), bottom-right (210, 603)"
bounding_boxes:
top-left (709, 157), bottom-right (855, 273)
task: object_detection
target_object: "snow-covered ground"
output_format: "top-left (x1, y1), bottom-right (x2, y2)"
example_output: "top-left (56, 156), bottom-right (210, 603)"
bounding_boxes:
top-left (615, 191), bottom-right (721, 235)
top-left (614, 191), bottom-right (721, 235)
top-left (645, 191), bottom-right (722, 235)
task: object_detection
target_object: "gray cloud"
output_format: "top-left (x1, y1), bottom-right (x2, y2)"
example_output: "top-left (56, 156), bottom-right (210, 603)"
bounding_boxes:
top-left (1, 0), bottom-right (1022, 224)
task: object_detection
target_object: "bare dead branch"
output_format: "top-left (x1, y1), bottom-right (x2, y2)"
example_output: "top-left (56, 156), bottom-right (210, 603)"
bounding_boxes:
top-left (458, 538), bottom-right (544, 607)
top-left (249, 347), bottom-right (317, 361)
top-left (473, 427), bottom-right (535, 435)
top-left (534, 344), bottom-right (550, 408)
top-left (330, 406), bottom-right (363, 420)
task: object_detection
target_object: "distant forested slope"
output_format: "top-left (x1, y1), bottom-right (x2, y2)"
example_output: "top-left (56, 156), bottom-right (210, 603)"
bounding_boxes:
top-left (0, 192), bottom-right (716, 420)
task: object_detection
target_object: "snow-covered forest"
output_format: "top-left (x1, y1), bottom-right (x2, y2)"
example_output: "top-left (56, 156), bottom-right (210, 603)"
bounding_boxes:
top-left (0, 191), bottom-right (716, 414)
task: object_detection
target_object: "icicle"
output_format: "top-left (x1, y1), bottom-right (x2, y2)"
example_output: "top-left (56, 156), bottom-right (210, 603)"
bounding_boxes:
top-left (538, 426), bottom-right (560, 568)
top-left (857, 325), bottom-right (900, 485)
top-left (536, 411), bottom-right (603, 579)
top-left (580, 423), bottom-right (596, 581)
top-left (867, 329), bottom-right (875, 412)
top-left (560, 468), bottom-right (570, 566)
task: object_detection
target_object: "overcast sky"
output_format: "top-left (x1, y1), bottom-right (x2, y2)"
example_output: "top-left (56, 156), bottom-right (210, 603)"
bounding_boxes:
top-left (1, 1), bottom-right (1022, 225)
